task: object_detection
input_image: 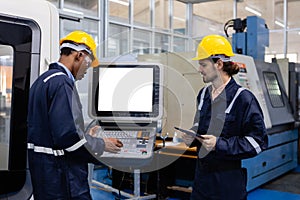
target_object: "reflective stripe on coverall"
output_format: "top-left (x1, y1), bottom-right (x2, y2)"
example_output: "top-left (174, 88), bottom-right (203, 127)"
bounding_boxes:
top-left (27, 63), bottom-right (105, 200)
top-left (190, 78), bottom-right (268, 200)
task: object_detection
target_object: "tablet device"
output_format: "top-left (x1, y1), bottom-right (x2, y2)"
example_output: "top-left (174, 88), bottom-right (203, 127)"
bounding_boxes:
top-left (174, 127), bottom-right (205, 139)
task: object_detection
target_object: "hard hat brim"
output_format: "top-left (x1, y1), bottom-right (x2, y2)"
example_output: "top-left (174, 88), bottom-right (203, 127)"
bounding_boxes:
top-left (192, 46), bottom-right (211, 61)
top-left (91, 58), bottom-right (99, 67)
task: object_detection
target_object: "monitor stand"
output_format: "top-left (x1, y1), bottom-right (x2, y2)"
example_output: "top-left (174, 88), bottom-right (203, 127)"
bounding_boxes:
top-left (91, 167), bottom-right (156, 199)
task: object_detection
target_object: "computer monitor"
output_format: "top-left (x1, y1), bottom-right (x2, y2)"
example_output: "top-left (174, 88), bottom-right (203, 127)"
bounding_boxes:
top-left (88, 63), bottom-right (163, 122)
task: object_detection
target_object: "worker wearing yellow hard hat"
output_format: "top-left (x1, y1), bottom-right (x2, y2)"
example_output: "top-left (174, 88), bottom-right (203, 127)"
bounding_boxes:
top-left (60, 30), bottom-right (99, 67)
top-left (192, 34), bottom-right (235, 61)
top-left (180, 34), bottom-right (268, 200)
top-left (27, 30), bottom-right (123, 200)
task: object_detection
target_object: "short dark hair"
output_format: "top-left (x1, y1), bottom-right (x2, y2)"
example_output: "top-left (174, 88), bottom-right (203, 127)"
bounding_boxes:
top-left (60, 47), bottom-right (74, 56)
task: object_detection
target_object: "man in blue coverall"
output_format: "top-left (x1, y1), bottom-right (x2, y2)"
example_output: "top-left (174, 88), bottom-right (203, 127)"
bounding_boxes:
top-left (27, 31), bottom-right (123, 200)
top-left (181, 34), bottom-right (268, 200)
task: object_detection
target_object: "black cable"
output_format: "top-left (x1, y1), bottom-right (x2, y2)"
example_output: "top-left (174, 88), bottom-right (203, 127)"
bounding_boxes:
top-left (224, 19), bottom-right (235, 37)
top-left (224, 20), bottom-right (233, 35)
top-left (114, 171), bottom-right (126, 200)
top-left (239, 18), bottom-right (247, 33)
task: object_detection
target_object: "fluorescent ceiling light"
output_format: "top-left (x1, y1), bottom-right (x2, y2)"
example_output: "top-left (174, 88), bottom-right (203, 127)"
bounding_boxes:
top-left (109, 0), bottom-right (129, 6)
top-left (62, 8), bottom-right (84, 16)
top-left (245, 6), bottom-right (261, 16)
top-left (0, 55), bottom-right (11, 59)
top-left (275, 20), bottom-right (285, 28)
top-left (59, 8), bottom-right (84, 21)
top-left (173, 16), bottom-right (185, 22)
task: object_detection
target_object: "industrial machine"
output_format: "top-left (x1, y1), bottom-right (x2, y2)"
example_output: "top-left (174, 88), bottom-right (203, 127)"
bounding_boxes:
top-left (230, 15), bottom-right (298, 191)
top-left (0, 0), bottom-right (59, 199)
top-left (233, 54), bottom-right (298, 191)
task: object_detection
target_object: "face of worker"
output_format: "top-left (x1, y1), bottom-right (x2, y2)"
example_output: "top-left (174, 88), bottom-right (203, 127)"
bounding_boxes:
top-left (74, 52), bottom-right (92, 81)
top-left (198, 58), bottom-right (220, 83)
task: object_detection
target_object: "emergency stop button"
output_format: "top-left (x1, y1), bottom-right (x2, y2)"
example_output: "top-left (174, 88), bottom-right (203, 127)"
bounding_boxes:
top-left (142, 150), bottom-right (147, 155)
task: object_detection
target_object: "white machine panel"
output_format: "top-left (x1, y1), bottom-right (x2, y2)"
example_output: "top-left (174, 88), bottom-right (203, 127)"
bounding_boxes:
top-left (232, 54), bottom-right (272, 129)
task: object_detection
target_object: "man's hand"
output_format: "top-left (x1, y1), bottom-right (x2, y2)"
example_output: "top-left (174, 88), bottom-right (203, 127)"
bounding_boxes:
top-left (181, 130), bottom-right (195, 146)
top-left (197, 135), bottom-right (216, 151)
top-left (88, 125), bottom-right (101, 137)
top-left (103, 138), bottom-right (123, 153)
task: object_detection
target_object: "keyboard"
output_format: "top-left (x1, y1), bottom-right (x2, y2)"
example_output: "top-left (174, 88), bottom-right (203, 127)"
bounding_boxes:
top-left (97, 129), bottom-right (155, 159)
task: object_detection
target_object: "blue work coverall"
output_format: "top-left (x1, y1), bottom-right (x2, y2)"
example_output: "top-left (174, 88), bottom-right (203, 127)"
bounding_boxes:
top-left (27, 63), bottom-right (104, 200)
top-left (190, 78), bottom-right (268, 200)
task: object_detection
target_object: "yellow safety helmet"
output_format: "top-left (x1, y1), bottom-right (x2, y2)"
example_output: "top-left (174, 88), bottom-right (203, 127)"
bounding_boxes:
top-left (192, 34), bottom-right (234, 61)
top-left (60, 30), bottom-right (99, 67)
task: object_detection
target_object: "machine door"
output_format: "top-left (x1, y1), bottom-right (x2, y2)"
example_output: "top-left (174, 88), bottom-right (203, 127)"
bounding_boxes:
top-left (0, 15), bottom-right (40, 198)
top-left (255, 60), bottom-right (295, 132)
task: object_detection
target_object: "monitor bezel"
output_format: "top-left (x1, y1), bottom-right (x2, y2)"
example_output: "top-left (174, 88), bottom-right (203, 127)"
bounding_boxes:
top-left (88, 62), bottom-right (163, 122)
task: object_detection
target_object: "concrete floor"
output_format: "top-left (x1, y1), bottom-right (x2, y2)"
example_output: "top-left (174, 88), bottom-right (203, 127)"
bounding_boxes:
top-left (90, 165), bottom-right (300, 200)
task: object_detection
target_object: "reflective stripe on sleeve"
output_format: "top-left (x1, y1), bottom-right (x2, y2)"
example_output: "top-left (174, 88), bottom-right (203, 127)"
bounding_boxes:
top-left (65, 138), bottom-right (87, 152)
top-left (245, 136), bottom-right (262, 154)
top-left (43, 72), bottom-right (66, 83)
top-left (191, 123), bottom-right (199, 130)
top-left (198, 86), bottom-right (208, 111)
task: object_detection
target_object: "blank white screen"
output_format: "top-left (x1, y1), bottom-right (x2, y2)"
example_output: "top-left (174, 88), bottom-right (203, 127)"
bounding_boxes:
top-left (98, 68), bottom-right (153, 112)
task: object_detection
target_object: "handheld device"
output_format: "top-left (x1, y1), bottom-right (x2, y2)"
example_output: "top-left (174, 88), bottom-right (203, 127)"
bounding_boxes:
top-left (174, 127), bottom-right (205, 139)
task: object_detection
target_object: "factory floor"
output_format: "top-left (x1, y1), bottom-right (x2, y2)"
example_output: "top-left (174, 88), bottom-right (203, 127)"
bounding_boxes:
top-left (90, 165), bottom-right (300, 200)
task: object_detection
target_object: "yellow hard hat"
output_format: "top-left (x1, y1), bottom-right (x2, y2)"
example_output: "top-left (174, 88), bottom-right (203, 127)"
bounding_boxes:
top-left (192, 34), bottom-right (234, 61)
top-left (60, 30), bottom-right (99, 67)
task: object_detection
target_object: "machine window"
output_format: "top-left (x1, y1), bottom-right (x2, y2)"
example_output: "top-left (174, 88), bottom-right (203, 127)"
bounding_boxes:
top-left (263, 72), bottom-right (284, 107)
top-left (0, 45), bottom-right (13, 170)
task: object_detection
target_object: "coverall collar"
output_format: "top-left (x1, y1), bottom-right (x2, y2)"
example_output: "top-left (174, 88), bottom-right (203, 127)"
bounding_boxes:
top-left (207, 77), bottom-right (238, 102)
top-left (56, 62), bottom-right (75, 82)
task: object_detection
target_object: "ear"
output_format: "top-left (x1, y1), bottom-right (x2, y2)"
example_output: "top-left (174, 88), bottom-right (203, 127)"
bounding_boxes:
top-left (216, 59), bottom-right (223, 70)
top-left (75, 52), bottom-right (83, 61)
